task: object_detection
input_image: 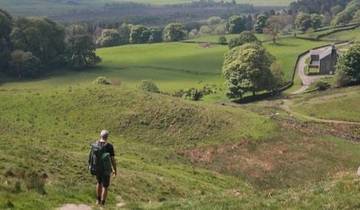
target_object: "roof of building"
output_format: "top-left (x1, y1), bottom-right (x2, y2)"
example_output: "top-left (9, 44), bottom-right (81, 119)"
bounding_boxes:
top-left (310, 46), bottom-right (335, 60)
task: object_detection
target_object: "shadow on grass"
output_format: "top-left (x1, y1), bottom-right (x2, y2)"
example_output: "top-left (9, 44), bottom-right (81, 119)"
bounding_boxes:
top-left (0, 65), bottom-right (117, 86)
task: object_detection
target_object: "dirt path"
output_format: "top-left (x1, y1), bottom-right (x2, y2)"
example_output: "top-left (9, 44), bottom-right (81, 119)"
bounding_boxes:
top-left (58, 204), bottom-right (92, 210)
top-left (291, 42), bottom-right (351, 95)
top-left (281, 99), bottom-right (360, 126)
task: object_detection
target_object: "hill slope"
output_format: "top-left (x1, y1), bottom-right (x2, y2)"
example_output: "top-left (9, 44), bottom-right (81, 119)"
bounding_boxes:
top-left (1, 84), bottom-right (360, 209)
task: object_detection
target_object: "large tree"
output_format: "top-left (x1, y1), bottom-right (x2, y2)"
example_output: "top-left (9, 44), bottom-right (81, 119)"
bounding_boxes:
top-left (295, 12), bottom-right (312, 32)
top-left (222, 43), bottom-right (274, 98)
top-left (148, 27), bottom-right (163, 43)
top-left (96, 29), bottom-right (121, 47)
top-left (129, 25), bottom-right (150, 44)
top-left (163, 23), bottom-right (187, 42)
top-left (10, 17), bottom-right (65, 66)
top-left (264, 15), bottom-right (291, 44)
top-left (226, 15), bottom-right (246, 34)
top-left (228, 31), bottom-right (259, 49)
top-left (9, 50), bottom-right (41, 78)
top-left (254, 14), bottom-right (268, 33)
top-left (336, 44), bottom-right (360, 86)
top-left (65, 25), bottom-right (101, 69)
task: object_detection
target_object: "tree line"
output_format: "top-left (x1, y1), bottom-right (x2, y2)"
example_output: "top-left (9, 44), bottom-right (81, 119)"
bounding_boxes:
top-left (0, 9), bottom-right (100, 79)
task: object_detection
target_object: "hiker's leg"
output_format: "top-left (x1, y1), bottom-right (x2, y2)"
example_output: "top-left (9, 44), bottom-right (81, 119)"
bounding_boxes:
top-left (100, 175), bottom-right (110, 205)
top-left (96, 183), bottom-right (102, 203)
top-left (101, 186), bottom-right (108, 203)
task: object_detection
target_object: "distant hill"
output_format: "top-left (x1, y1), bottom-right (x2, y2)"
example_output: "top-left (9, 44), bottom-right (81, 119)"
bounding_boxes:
top-left (0, 0), bottom-right (293, 18)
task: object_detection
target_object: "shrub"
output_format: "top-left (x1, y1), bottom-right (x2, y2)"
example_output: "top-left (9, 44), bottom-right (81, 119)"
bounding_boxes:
top-left (183, 88), bottom-right (203, 101)
top-left (218, 36), bottom-right (227, 45)
top-left (138, 80), bottom-right (160, 93)
top-left (335, 44), bottom-right (360, 87)
top-left (315, 80), bottom-right (331, 91)
top-left (93, 76), bottom-right (112, 85)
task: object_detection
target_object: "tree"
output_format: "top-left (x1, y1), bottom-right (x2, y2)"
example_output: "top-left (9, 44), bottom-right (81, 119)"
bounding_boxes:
top-left (199, 25), bottom-right (213, 35)
top-left (228, 31), bottom-right (259, 49)
top-left (310, 14), bottom-right (323, 29)
top-left (264, 15), bottom-right (290, 44)
top-left (295, 12), bottom-right (312, 31)
top-left (9, 50), bottom-right (41, 78)
top-left (226, 15), bottom-right (246, 34)
top-left (129, 25), bottom-right (150, 44)
top-left (10, 17), bottom-right (65, 66)
top-left (336, 44), bottom-right (360, 86)
top-left (332, 0), bottom-right (360, 25)
top-left (163, 23), bottom-right (187, 42)
top-left (0, 9), bottom-right (12, 70)
top-left (65, 25), bottom-right (101, 69)
top-left (96, 29), bottom-right (121, 47)
top-left (254, 14), bottom-right (268, 33)
top-left (222, 43), bottom-right (274, 98)
top-left (148, 27), bottom-right (163, 43)
top-left (118, 23), bottom-right (131, 44)
top-left (207, 16), bottom-right (223, 25)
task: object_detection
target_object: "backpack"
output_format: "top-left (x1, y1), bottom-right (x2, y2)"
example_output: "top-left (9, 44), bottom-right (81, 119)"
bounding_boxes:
top-left (88, 142), bottom-right (112, 176)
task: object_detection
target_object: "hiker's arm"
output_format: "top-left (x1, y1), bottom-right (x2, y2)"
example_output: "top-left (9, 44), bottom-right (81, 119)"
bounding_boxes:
top-left (111, 156), bottom-right (117, 175)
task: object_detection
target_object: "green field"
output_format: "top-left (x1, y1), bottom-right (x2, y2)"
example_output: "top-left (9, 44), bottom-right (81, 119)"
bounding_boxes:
top-left (1, 38), bottom-right (332, 101)
top-left (1, 82), bottom-right (360, 209)
top-left (291, 86), bottom-right (360, 122)
top-left (1, 26), bottom-right (360, 209)
top-left (324, 27), bottom-right (360, 42)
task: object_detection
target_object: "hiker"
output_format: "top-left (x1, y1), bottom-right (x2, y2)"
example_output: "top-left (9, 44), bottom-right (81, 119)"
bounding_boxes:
top-left (88, 130), bottom-right (117, 206)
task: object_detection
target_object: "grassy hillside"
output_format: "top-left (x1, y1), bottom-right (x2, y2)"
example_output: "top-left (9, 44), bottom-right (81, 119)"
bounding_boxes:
top-left (291, 86), bottom-right (360, 122)
top-left (323, 27), bottom-right (360, 41)
top-left (1, 83), bottom-right (360, 209)
top-left (0, 0), bottom-right (293, 17)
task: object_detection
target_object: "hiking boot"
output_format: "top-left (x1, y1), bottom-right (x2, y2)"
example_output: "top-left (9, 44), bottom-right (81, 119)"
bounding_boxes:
top-left (100, 200), bottom-right (106, 206)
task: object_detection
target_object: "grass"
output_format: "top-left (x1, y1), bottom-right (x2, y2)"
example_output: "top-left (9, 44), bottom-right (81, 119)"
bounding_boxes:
top-left (2, 38), bottom-right (332, 99)
top-left (1, 84), bottom-right (360, 209)
top-left (291, 86), bottom-right (360, 122)
top-left (324, 27), bottom-right (360, 42)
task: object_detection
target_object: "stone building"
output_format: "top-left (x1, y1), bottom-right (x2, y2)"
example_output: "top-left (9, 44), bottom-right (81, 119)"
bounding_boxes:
top-left (309, 45), bottom-right (338, 75)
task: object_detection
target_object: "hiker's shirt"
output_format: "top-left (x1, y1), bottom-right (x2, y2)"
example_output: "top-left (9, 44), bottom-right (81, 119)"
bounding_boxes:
top-left (97, 141), bottom-right (115, 157)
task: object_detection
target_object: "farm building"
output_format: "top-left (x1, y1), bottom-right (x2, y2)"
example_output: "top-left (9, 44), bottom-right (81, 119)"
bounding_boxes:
top-left (309, 45), bottom-right (338, 74)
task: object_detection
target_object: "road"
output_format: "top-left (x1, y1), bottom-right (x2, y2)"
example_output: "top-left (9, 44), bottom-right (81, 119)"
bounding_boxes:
top-left (291, 42), bottom-right (351, 95)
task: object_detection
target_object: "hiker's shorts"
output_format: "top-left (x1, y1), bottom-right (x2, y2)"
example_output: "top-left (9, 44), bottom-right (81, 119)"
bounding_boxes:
top-left (96, 174), bottom-right (110, 188)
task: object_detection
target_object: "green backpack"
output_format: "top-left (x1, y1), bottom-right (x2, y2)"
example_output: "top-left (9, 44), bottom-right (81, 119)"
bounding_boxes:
top-left (89, 142), bottom-right (112, 176)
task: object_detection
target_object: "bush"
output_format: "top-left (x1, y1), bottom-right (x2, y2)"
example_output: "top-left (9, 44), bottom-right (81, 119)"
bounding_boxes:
top-left (218, 36), bottom-right (227, 45)
top-left (335, 44), bottom-right (360, 87)
top-left (183, 88), bottom-right (203, 101)
top-left (138, 80), bottom-right (160, 93)
top-left (93, 76), bottom-right (112, 85)
top-left (315, 80), bottom-right (331, 91)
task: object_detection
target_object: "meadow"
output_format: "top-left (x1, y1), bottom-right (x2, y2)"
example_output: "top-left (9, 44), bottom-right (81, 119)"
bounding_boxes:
top-left (1, 38), bottom-right (332, 101)
top-left (1, 25), bottom-right (360, 209)
top-left (1, 83), bottom-right (360, 209)
top-left (323, 27), bottom-right (360, 42)
top-left (291, 86), bottom-right (360, 122)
